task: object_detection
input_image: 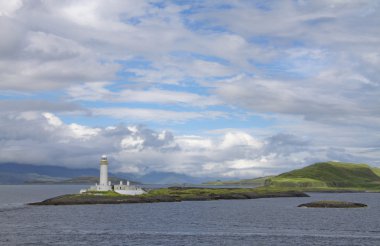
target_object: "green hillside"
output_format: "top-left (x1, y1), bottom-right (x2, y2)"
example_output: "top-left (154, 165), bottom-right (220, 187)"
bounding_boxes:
top-left (265, 162), bottom-right (380, 189)
top-left (372, 167), bottom-right (380, 177)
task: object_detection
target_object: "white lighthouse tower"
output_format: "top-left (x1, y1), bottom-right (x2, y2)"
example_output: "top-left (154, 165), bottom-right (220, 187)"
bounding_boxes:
top-left (97, 155), bottom-right (112, 191)
top-left (99, 155), bottom-right (108, 186)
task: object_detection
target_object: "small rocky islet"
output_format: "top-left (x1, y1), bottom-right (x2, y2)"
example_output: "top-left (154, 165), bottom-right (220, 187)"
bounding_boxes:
top-left (298, 200), bottom-right (367, 208)
top-left (29, 187), bottom-right (309, 205)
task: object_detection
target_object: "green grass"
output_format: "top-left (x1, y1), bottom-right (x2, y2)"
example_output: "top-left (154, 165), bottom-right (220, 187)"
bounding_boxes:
top-left (143, 187), bottom-right (254, 198)
top-left (266, 161), bottom-right (380, 190)
top-left (80, 187), bottom-right (265, 200)
top-left (265, 177), bottom-right (328, 188)
top-left (138, 186), bottom-right (308, 200)
top-left (371, 167), bottom-right (380, 177)
top-left (86, 186), bottom-right (380, 199)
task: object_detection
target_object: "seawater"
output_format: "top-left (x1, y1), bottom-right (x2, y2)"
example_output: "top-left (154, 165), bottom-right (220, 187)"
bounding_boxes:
top-left (0, 185), bottom-right (380, 245)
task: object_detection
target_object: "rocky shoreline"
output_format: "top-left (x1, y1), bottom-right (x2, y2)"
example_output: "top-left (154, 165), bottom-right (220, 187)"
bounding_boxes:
top-left (29, 187), bottom-right (309, 205)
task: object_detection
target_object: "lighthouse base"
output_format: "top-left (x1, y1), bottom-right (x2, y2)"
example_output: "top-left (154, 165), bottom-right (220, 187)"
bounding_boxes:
top-left (80, 182), bottom-right (146, 196)
top-left (83, 184), bottom-right (112, 193)
top-left (95, 184), bottom-right (112, 191)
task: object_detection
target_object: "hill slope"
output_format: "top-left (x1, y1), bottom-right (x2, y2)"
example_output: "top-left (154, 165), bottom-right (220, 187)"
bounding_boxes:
top-left (265, 162), bottom-right (380, 189)
top-left (372, 167), bottom-right (380, 177)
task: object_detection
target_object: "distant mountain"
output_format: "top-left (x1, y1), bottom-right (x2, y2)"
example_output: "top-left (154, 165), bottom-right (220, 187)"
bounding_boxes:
top-left (136, 171), bottom-right (206, 184)
top-left (0, 172), bottom-right (67, 185)
top-left (0, 163), bottom-right (208, 185)
top-left (0, 163), bottom-right (130, 185)
top-left (265, 162), bottom-right (380, 189)
top-left (26, 176), bottom-right (140, 185)
top-left (0, 163), bottom-right (99, 178)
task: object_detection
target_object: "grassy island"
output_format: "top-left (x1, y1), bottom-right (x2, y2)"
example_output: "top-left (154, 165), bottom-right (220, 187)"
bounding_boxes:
top-left (206, 162), bottom-right (380, 192)
top-left (298, 200), bottom-right (367, 208)
top-left (29, 187), bottom-right (308, 205)
top-left (265, 162), bottom-right (380, 190)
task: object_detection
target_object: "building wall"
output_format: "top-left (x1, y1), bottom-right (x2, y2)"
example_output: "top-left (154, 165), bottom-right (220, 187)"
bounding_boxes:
top-left (114, 189), bottom-right (146, 195)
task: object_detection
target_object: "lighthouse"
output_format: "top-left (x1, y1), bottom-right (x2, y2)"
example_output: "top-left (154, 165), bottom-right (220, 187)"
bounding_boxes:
top-left (96, 155), bottom-right (112, 191)
top-left (99, 155), bottom-right (109, 187)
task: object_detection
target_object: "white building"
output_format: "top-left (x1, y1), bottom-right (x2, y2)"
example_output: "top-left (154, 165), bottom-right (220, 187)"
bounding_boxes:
top-left (80, 155), bottom-right (146, 195)
top-left (113, 180), bottom-right (146, 195)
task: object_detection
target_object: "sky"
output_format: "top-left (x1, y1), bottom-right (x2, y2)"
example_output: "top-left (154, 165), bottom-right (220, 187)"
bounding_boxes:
top-left (0, 0), bottom-right (379, 179)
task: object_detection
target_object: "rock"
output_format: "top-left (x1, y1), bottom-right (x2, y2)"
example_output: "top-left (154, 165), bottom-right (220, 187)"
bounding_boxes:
top-left (298, 200), bottom-right (367, 208)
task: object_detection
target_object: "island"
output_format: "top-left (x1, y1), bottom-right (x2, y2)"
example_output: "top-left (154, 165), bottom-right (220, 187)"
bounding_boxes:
top-left (206, 162), bottom-right (380, 192)
top-left (29, 187), bottom-right (308, 205)
top-left (298, 200), bottom-right (367, 208)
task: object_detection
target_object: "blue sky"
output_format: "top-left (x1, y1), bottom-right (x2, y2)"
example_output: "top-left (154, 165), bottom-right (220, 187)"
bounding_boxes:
top-left (0, 0), bottom-right (379, 178)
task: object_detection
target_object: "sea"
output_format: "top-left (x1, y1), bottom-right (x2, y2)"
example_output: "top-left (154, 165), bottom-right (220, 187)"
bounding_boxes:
top-left (0, 185), bottom-right (380, 246)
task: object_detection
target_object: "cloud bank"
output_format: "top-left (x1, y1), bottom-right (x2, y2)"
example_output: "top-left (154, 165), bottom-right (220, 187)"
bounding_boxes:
top-left (0, 112), bottom-right (377, 178)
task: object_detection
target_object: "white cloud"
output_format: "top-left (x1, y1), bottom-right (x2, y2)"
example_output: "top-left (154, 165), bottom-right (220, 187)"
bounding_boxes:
top-left (43, 112), bottom-right (63, 127)
top-left (92, 107), bottom-right (225, 122)
top-left (175, 135), bottom-right (214, 151)
top-left (67, 82), bottom-right (220, 107)
top-left (61, 1), bottom-right (102, 28)
top-left (220, 132), bottom-right (263, 149)
top-left (121, 135), bottom-right (144, 152)
top-left (68, 123), bottom-right (101, 140)
top-left (25, 32), bottom-right (88, 60)
top-left (214, 73), bottom-right (380, 130)
top-left (126, 55), bottom-right (235, 85)
top-left (0, 0), bottom-right (22, 16)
